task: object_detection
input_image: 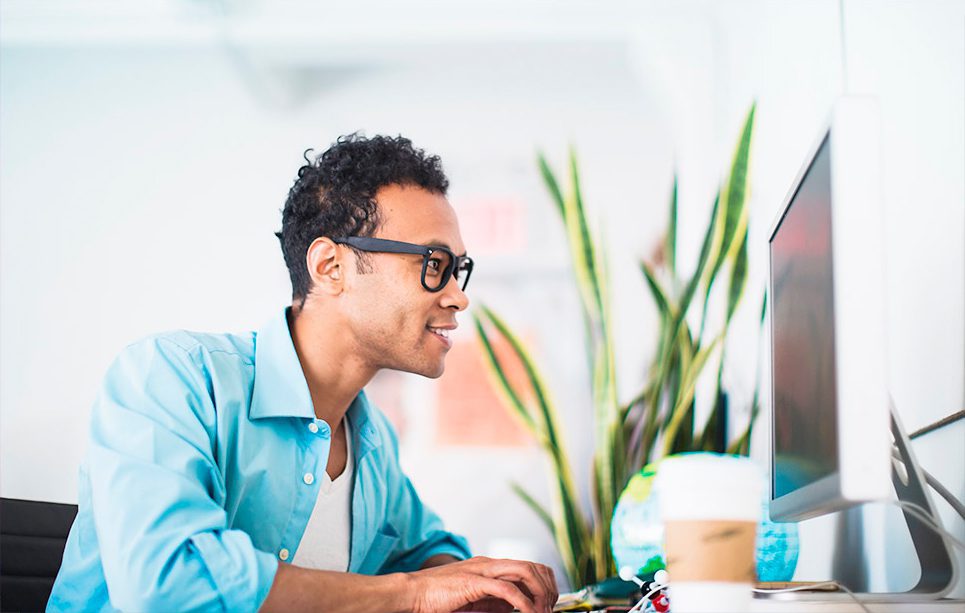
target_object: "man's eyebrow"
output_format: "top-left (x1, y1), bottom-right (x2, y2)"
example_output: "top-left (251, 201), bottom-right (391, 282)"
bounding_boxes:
top-left (425, 239), bottom-right (467, 257)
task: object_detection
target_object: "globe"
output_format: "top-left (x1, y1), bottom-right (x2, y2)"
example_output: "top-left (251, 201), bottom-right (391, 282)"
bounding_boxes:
top-left (610, 454), bottom-right (800, 582)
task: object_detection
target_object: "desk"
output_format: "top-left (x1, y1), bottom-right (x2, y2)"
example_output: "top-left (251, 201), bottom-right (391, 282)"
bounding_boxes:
top-left (750, 596), bottom-right (965, 612)
top-left (570, 595), bottom-right (965, 612)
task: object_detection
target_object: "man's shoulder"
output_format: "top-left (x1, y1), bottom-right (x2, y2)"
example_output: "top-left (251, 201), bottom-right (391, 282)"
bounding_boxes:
top-left (122, 328), bottom-right (257, 368)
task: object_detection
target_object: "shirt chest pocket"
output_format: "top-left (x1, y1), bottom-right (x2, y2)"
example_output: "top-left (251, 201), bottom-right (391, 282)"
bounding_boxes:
top-left (355, 522), bottom-right (400, 575)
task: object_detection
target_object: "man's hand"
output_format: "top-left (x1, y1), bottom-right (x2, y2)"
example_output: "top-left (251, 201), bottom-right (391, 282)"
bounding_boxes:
top-left (406, 556), bottom-right (558, 613)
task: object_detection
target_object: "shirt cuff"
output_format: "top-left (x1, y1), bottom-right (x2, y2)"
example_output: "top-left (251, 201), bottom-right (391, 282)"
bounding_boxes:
top-left (420, 533), bottom-right (472, 564)
top-left (190, 530), bottom-right (279, 611)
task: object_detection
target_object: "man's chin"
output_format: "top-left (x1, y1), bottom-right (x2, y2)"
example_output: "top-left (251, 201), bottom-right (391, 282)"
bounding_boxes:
top-left (380, 356), bottom-right (446, 379)
top-left (420, 364), bottom-right (446, 379)
top-left (378, 363), bottom-right (445, 379)
top-left (405, 361), bottom-right (446, 379)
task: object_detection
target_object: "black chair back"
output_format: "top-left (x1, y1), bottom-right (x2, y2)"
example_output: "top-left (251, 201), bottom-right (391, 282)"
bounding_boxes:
top-left (1, 498), bottom-right (77, 612)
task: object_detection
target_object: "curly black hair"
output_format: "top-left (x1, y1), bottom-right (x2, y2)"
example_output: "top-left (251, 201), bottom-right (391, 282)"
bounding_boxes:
top-left (277, 133), bottom-right (449, 304)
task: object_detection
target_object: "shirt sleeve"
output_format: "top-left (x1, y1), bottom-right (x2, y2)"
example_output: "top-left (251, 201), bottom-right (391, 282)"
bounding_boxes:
top-left (374, 413), bottom-right (472, 574)
top-left (87, 336), bottom-right (277, 611)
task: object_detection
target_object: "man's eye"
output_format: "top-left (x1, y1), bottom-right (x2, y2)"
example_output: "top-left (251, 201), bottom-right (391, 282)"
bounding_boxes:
top-left (426, 258), bottom-right (443, 274)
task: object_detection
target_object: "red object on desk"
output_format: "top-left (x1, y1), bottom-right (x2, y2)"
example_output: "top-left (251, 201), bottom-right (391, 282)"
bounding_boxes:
top-left (650, 592), bottom-right (670, 613)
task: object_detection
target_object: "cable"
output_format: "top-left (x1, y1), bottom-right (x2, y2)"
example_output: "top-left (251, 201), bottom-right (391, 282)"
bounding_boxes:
top-left (891, 447), bottom-right (965, 520)
top-left (920, 467), bottom-right (965, 521)
top-left (618, 567), bottom-right (667, 613)
top-left (893, 500), bottom-right (965, 552)
top-left (753, 581), bottom-right (871, 613)
top-left (626, 582), bottom-right (665, 613)
top-left (909, 409), bottom-right (965, 440)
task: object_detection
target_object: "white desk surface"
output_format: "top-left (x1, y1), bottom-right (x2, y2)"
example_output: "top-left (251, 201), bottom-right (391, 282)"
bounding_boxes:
top-left (750, 596), bottom-right (965, 612)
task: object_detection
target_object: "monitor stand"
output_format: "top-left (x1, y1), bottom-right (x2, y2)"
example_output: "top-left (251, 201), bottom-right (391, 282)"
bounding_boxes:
top-left (758, 401), bottom-right (960, 603)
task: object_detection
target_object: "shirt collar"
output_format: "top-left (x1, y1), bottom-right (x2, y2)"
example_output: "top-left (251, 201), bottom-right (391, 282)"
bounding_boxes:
top-left (249, 309), bottom-right (384, 455)
top-left (250, 307), bottom-right (315, 420)
top-left (347, 390), bottom-right (382, 457)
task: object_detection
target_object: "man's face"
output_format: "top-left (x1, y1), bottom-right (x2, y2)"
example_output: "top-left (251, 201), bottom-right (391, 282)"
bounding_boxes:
top-left (340, 184), bottom-right (470, 378)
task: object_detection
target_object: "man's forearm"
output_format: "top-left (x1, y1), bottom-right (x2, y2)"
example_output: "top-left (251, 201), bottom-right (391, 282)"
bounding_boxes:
top-left (261, 554), bottom-right (457, 612)
top-left (260, 563), bottom-right (412, 613)
top-left (260, 556), bottom-right (557, 613)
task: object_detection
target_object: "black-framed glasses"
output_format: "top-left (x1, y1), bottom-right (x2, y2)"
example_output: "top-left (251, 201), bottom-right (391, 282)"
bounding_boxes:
top-left (332, 236), bottom-right (473, 293)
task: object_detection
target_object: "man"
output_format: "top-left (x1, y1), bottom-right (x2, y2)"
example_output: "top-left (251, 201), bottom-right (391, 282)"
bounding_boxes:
top-left (48, 134), bottom-right (558, 612)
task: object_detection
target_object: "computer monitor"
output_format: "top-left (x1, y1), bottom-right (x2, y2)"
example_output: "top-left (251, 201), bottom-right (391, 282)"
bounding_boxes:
top-left (768, 96), bottom-right (891, 522)
top-left (766, 96), bottom-right (958, 598)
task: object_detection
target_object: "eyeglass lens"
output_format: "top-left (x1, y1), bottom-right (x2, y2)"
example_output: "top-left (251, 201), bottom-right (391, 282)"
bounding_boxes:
top-left (422, 250), bottom-right (471, 292)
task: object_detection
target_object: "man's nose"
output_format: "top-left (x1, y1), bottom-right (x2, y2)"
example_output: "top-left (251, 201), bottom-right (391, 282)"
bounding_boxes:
top-left (440, 278), bottom-right (469, 311)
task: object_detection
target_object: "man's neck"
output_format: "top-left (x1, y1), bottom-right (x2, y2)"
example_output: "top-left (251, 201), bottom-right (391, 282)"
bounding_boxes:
top-left (287, 303), bottom-right (376, 427)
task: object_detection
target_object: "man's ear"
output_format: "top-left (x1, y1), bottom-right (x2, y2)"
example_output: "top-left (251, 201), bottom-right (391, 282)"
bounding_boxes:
top-left (305, 237), bottom-right (344, 295)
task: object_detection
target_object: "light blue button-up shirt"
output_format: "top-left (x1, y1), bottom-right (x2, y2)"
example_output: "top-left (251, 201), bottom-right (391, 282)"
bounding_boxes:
top-left (48, 308), bottom-right (470, 612)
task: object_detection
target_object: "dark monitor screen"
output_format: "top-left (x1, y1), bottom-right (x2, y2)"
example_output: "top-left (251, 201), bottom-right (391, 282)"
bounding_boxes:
top-left (770, 134), bottom-right (840, 499)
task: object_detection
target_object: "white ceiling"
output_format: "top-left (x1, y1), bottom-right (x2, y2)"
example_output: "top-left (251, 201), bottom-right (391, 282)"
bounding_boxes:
top-left (0, 0), bottom-right (721, 49)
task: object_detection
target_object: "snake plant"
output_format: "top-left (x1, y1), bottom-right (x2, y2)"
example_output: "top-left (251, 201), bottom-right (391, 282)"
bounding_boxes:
top-left (473, 103), bottom-right (764, 588)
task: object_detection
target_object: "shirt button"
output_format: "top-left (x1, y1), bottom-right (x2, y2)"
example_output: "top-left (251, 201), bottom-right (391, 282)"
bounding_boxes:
top-left (303, 473), bottom-right (315, 485)
top-left (308, 422), bottom-right (319, 434)
top-left (278, 548), bottom-right (290, 561)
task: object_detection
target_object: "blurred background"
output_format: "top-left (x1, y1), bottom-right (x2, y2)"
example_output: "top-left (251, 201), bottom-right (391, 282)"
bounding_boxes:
top-left (1, 0), bottom-right (962, 595)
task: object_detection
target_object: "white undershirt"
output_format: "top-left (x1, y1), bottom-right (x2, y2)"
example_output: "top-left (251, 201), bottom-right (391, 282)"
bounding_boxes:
top-left (292, 417), bottom-right (354, 571)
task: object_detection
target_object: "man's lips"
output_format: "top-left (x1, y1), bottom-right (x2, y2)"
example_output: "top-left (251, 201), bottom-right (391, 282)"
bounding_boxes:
top-left (426, 324), bottom-right (456, 347)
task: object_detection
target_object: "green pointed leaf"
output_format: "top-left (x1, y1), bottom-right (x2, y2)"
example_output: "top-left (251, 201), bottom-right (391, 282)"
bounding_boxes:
top-left (591, 342), bottom-right (623, 552)
top-left (679, 192), bottom-right (720, 331)
top-left (707, 103), bottom-right (756, 286)
top-left (727, 288), bottom-right (768, 456)
top-left (698, 103), bottom-right (756, 341)
top-left (727, 390), bottom-right (760, 456)
top-left (696, 359), bottom-right (727, 452)
top-left (562, 148), bottom-right (606, 324)
top-left (472, 310), bottom-right (537, 433)
top-left (662, 334), bottom-right (724, 457)
top-left (729, 288), bottom-right (768, 456)
top-left (706, 389), bottom-right (728, 452)
top-left (553, 469), bottom-right (590, 585)
top-left (511, 480), bottom-right (587, 585)
top-left (668, 402), bottom-right (695, 454)
top-left (538, 151), bottom-right (565, 219)
top-left (510, 482), bottom-right (555, 536)
top-left (645, 191), bottom-right (719, 444)
top-left (641, 262), bottom-right (673, 325)
top-left (760, 289), bottom-right (768, 324)
top-left (676, 322), bottom-right (696, 378)
top-left (477, 305), bottom-right (590, 580)
top-left (596, 228), bottom-right (614, 336)
top-left (666, 174), bottom-right (678, 275)
top-left (726, 224), bottom-right (749, 322)
top-left (479, 306), bottom-right (558, 451)
top-left (661, 325), bottom-right (696, 453)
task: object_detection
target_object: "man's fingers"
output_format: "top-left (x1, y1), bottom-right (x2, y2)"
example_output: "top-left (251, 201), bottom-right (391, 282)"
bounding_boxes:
top-left (517, 564), bottom-right (552, 612)
top-left (474, 577), bottom-right (537, 613)
top-left (526, 561), bottom-right (557, 607)
top-left (469, 559), bottom-right (554, 612)
top-left (458, 597), bottom-right (514, 613)
top-left (536, 564), bottom-right (559, 605)
top-left (533, 562), bottom-right (557, 605)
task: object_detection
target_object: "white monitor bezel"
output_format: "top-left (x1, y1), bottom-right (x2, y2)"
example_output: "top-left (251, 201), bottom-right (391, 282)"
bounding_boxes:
top-left (767, 96), bottom-right (892, 522)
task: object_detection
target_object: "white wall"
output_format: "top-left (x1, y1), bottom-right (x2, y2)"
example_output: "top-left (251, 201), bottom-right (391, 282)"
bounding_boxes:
top-left (2, 0), bottom-right (962, 595)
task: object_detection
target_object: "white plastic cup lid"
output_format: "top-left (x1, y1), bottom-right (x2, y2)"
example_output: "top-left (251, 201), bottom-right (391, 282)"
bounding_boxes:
top-left (654, 453), bottom-right (763, 522)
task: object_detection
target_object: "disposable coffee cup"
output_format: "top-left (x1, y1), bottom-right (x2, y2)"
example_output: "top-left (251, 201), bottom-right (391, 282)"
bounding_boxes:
top-left (654, 454), bottom-right (762, 613)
